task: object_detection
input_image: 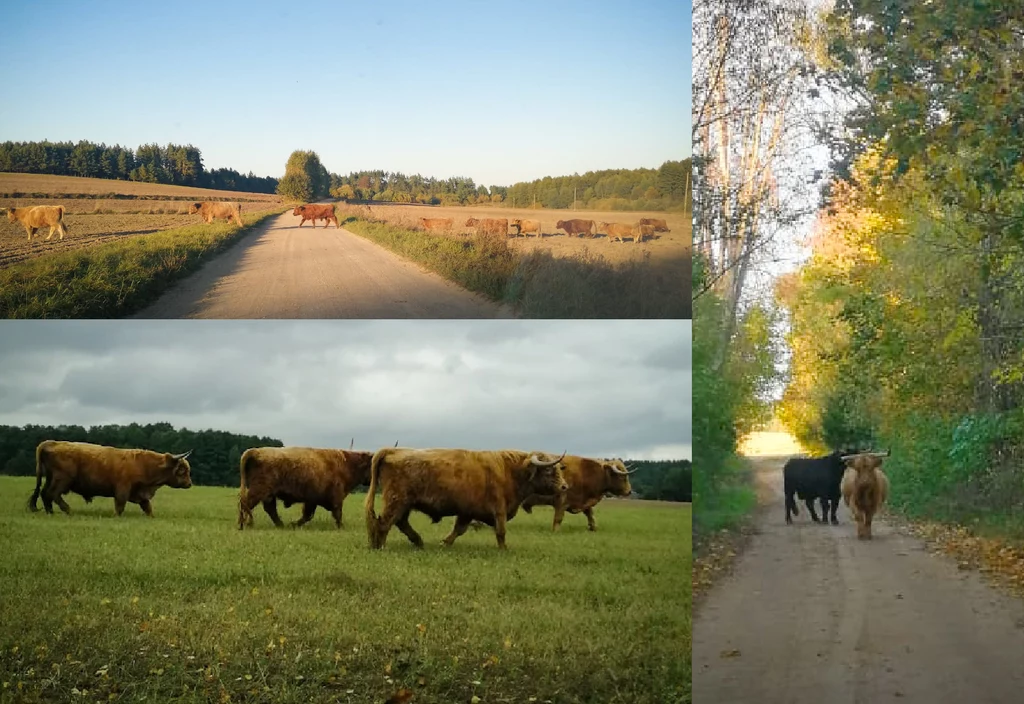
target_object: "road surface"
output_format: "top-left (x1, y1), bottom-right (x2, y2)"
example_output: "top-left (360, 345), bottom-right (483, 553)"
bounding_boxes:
top-left (133, 211), bottom-right (510, 319)
top-left (693, 454), bottom-right (1024, 703)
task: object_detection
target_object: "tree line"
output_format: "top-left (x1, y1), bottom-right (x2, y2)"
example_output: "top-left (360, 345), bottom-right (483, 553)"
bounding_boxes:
top-left (0, 140), bottom-right (279, 194)
top-left (0, 423), bottom-right (690, 502)
top-left (325, 160), bottom-right (690, 211)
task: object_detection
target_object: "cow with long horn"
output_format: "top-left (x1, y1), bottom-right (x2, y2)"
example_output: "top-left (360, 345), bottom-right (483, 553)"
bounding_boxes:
top-left (28, 441), bottom-right (193, 517)
top-left (365, 448), bottom-right (568, 550)
top-left (521, 455), bottom-right (638, 531)
top-left (840, 450), bottom-right (891, 539)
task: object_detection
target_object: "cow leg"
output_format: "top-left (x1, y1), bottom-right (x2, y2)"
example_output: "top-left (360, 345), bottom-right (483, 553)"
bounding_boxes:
top-left (829, 498), bottom-right (840, 525)
top-left (46, 226), bottom-right (55, 241)
top-left (552, 496), bottom-right (567, 532)
top-left (395, 511), bottom-right (424, 548)
top-left (293, 503), bottom-right (317, 527)
top-left (374, 501), bottom-right (408, 549)
top-left (40, 474), bottom-right (55, 514)
top-left (442, 516), bottom-right (472, 547)
top-left (28, 226), bottom-right (37, 241)
top-left (262, 498), bottom-right (285, 527)
top-left (521, 497), bottom-right (535, 514)
top-left (331, 502), bottom-right (344, 529)
top-left (46, 476), bottom-right (73, 515)
top-left (139, 499), bottom-right (155, 517)
top-left (784, 491), bottom-right (797, 524)
top-left (113, 494), bottom-right (128, 516)
top-left (493, 511), bottom-right (508, 549)
top-left (584, 507), bottom-right (597, 532)
top-left (805, 498), bottom-right (821, 523)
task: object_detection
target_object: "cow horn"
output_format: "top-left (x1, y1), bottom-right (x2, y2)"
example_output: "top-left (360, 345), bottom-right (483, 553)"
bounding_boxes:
top-left (350, 438), bottom-right (354, 450)
top-left (172, 449), bottom-right (192, 460)
top-left (394, 440), bottom-right (399, 447)
top-left (530, 450), bottom-right (566, 467)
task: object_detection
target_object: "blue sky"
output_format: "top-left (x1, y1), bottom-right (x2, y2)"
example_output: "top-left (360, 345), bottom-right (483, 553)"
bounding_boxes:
top-left (0, 0), bottom-right (690, 186)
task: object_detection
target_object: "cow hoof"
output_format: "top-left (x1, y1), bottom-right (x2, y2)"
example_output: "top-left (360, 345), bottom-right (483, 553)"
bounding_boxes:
top-left (831, 519), bottom-right (839, 526)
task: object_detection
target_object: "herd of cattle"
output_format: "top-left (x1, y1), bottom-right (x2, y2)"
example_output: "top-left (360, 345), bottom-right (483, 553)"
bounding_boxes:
top-left (27, 440), bottom-right (640, 549)
top-left (782, 448), bottom-right (890, 539)
top-left (419, 216), bottom-right (672, 243)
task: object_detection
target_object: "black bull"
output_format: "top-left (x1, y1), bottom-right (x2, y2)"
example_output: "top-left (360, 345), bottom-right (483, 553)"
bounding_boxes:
top-left (783, 451), bottom-right (850, 525)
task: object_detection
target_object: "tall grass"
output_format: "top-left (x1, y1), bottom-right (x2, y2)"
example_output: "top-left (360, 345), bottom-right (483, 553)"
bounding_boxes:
top-left (0, 209), bottom-right (287, 318)
top-left (341, 215), bottom-right (689, 318)
top-left (0, 477), bottom-right (690, 704)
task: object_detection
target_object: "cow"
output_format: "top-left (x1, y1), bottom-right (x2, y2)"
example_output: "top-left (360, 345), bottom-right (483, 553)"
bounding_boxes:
top-left (509, 218), bottom-right (542, 237)
top-left (464, 217), bottom-right (508, 236)
top-left (521, 455), bottom-right (638, 531)
top-left (364, 448), bottom-right (568, 550)
top-left (637, 217), bottom-right (670, 232)
top-left (27, 441), bottom-right (192, 517)
top-left (293, 203), bottom-right (340, 228)
top-left (841, 450), bottom-right (890, 540)
top-left (633, 223), bottom-right (656, 243)
top-left (189, 201), bottom-right (243, 226)
top-left (420, 217), bottom-right (454, 232)
top-left (237, 444), bottom-right (373, 530)
top-left (6, 205), bottom-right (69, 241)
top-left (555, 219), bottom-right (595, 238)
top-left (783, 450), bottom-right (861, 525)
top-left (598, 222), bottom-right (634, 243)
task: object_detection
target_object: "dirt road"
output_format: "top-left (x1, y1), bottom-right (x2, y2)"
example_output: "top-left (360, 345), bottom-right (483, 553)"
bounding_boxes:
top-left (133, 211), bottom-right (509, 319)
top-left (693, 454), bottom-right (1024, 703)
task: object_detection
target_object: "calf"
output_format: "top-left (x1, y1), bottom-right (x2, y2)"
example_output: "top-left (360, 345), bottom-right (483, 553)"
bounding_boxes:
top-left (556, 219), bottom-right (596, 238)
top-left (509, 218), bottom-right (542, 237)
top-left (189, 201), bottom-right (243, 226)
top-left (294, 203), bottom-right (340, 228)
top-left (598, 221), bottom-right (634, 243)
top-left (638, 217), bottom-right (670, 232)
top-left (465, 217), bottom-right (508, 236)
top-left (841, 451), bottom-right (890, 539)
top-left (6, 205), bottom-right (69, 241)
top-left (420, 217), bottom-right (454, 232)
top-left (633, 223), bottom-right (656, 243)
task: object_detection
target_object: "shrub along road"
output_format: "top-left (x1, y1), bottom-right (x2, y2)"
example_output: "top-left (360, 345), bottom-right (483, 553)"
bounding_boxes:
top-left (132, 210), bottom-right (509, 319)
top-left (693, 454), bottom-right (1024, 703)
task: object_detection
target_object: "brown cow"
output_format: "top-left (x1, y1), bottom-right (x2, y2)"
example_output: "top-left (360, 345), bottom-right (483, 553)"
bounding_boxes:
top-left (365, 448), bottom-right (568, 550)
top-left (556, 218), bottom-right (595, 238)
top-left (189, 201), bottom-right (243, 226)
top-left (521, 456), bottom-right (638, 531)
top-left (509, 218), bottom-right (542, 237)
top-left (6, 205), bottom-right (69, 241)
top-left (638, 217), bottom-right (670, 232)
top-left (293, 203), bottom-right (340, 228)
top-left (28, 441), bottom-right (192, 517)
top-left (237, 444), bottom-right (372, 530)
top-left (840, 451), bottom-right (890, 539)
top-left (598, 222), bottom-right (634, 243)
top-left (465, 217), bottom-right (508, 236)
top-left (633, 223), bottom-right (656, 243)
top-left (420, 217), bottom-right (454, 232)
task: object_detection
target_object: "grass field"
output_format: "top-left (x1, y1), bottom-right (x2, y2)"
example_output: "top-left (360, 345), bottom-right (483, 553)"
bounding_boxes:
top-left (0, 478), bottom-right (690, 703)
top-left (0, 174), bottom-right (285, 270)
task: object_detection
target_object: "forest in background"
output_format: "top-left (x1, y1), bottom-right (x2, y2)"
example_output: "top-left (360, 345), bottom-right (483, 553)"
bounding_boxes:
top-left (0, 140), bottom-right (278, 194)
top-left (0, 424), bottom-right (690, 502)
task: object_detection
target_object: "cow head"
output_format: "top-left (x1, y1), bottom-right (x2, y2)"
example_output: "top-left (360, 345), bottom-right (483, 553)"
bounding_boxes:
top-left (556, 220), bottom-right (566, 229)
top-left (524, 451), bottom-right (569, 495)
top-left (164, 450), bottom-right (193, 488)
top-left (293, 205), bottom-right (306, 215)
top-left (841, 449), bottom-right (889, 477)
top-left (5, 208), bottom-right (15, 222)
top-left (604, 459), bottom-right (638, 496)
top-left (188, 202), bottom-right (202, 215)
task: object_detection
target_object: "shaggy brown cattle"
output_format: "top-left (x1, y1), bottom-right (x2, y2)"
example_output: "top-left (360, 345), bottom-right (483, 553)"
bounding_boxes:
top-left (420, 217), bottom-right (454, 232)
top-left (189, 201), bottom-right (243, 226)
top-left (638, 217), bottom-right (670, 232)
top-left (556, 218), bottom-right (596, 238)
top-left (840, 450), bottom-right (890, 539)
top-left (6, 205), bottom-right (69, 241)
top-left (293, 203), bottom-right (340, 228)
top-left (237, 445), bottom-right (374, 529)
top-left (633, 223), bottom-right (656, 243)
top-left (509, 218), bottom-right (542, 237)
top-left (598, 222), bottom-right (634, 243)
top-left (28, 441), bottom-right (192, 517)
top-left (521, 455), bottom-right (638, 531)
top-left (365, 448), bottom-right (568, 549)
top-left (464, 217), bottom-right (509, 236)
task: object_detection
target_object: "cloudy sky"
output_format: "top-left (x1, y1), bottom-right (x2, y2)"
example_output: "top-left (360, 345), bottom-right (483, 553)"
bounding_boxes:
top-left (0, 320), bottom-right (690, 460)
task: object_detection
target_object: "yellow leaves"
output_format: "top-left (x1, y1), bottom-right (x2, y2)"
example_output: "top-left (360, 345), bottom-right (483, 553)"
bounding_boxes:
top-left (131, 596), bottom-right (139, 605)
top-left (720, 649), bottom-right (741, 658)
top-left (471, 697), bottom-right (482, 704)
top-left (503, 637), bottom-right (512, 650)
top-left (100, 598), bottom-right (111, 606)
top-left (385, 688), bottom-right (415, 704)
top-left (481, 654), bottom-right (499, 669)
top-left (250, 587), bottom-right (259, 596)
top-left (149, 667), bottom-right (164, 676)
top-left (264, 607), bottom-right (273, 616)
top-left (416, 623), bottom-right (426, 635)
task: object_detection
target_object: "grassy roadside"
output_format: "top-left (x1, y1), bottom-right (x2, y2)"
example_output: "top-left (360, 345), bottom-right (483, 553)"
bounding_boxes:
top-left (341, 217), bottom-right (689, 318)
top-left (692, 456), bottom-right (757, 602)
top-left (0, 208), bottom-right (287, 318)
top-left (0, 477), bottom-right (689, 704)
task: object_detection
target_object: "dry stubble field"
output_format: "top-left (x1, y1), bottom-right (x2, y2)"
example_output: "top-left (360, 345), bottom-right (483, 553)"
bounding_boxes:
top-left (353, 202), bottom-right (690, 266)
top-left (0, 174), bottom-right (284, 269)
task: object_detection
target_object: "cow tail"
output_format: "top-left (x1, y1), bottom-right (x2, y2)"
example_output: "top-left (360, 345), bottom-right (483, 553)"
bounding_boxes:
top-left (238, 449), bottom-right (253, 529)
top-left (28, 442), bottom-right (47, 511)
top-left (365, 448), bottom-right (387, 548)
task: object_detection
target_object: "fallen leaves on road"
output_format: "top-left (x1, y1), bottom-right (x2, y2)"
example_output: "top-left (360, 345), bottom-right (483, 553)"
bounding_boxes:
top-left (693, 526), bottom-right (755, 602)
top-left (720, 649), bottom-right (741, 658)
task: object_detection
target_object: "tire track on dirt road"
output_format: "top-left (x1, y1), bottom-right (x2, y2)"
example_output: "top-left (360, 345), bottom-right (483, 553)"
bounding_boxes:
top-left (693, 452), bottom-right (1024, 703)
top-left (132, 211), bottom-right (511, 319)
